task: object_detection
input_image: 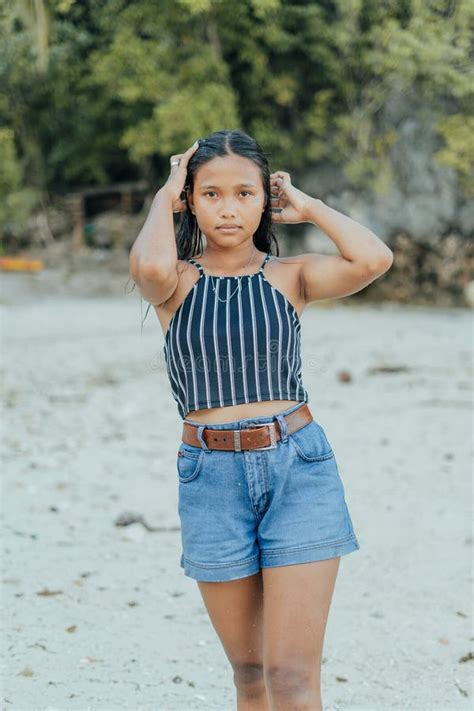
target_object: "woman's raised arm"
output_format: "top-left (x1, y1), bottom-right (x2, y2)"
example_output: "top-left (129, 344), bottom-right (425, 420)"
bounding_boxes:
top-left (128, 140), bottom-right (199, 306)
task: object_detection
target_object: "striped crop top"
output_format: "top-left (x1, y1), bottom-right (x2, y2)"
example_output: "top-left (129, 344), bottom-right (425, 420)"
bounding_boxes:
top-left (162, 251), bottom-right (309, 419)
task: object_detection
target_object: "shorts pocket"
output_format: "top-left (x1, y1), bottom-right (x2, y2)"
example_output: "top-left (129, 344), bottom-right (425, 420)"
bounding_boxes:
top-left (176, 442), bottom-right (205, 483)
top-left (288, 420), bottom-right (335, 462)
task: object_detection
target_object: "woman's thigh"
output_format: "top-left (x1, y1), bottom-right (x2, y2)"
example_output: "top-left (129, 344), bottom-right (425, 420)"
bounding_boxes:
top-left (262, 558), bottom-right (340, 674)
top-left (197, 571), bottom-right (265, 670)
top-left (197, 558), bottom-right (340, 697)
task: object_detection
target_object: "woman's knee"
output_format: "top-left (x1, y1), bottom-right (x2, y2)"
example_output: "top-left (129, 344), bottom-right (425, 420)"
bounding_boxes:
top-left (232, 660), bottom-right (266, 697)
top-left (265, 664), bottom-right (321, 709)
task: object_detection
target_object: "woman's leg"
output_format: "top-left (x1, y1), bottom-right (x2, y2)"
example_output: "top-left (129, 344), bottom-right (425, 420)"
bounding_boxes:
top-left (197, 571), bottom-right (270, 710)
top-left (262, 557), bottom-right (341, 711)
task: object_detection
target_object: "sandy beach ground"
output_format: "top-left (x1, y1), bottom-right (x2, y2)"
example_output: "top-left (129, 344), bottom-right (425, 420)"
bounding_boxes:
top-left (1, 262), bottom-right (472, 711)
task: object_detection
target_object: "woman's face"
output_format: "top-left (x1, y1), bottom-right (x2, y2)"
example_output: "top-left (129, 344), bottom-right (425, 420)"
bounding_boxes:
top-left (187, 153), bottom-right (266, 246)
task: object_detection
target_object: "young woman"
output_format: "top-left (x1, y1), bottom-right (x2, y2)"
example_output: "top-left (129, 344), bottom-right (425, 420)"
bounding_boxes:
top-left (129, 129), bottom-right (393, 711)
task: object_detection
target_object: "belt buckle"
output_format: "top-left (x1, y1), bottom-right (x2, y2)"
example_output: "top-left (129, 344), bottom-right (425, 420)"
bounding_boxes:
top-left (249, 421), bottom-right (278, 450)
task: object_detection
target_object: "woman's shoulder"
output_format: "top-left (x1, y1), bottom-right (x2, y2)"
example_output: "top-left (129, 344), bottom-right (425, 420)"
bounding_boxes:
top-left (153, 259), bottom-right (201, 336)
top-left (264, 253), bottom-right (306, 317)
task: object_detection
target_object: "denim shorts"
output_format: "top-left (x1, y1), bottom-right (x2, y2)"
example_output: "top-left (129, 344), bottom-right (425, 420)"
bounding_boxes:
top-left (177, 401), bottom-right (360, 582)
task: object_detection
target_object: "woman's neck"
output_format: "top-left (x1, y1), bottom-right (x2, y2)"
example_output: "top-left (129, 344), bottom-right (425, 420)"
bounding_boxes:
top-left (196, 245), bottom-right (261, 274)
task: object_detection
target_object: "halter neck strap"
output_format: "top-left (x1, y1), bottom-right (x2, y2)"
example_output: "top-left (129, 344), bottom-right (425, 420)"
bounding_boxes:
top-left (187, 257), bottom-right (205, 276)
top-left (259, 252), bottom-right (272, 270)
top-left (187, 251), bottom-right (271, 277)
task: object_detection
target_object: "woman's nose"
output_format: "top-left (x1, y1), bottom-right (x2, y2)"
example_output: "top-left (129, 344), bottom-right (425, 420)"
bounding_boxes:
top-left (220, 201), bottom-right (237, 215)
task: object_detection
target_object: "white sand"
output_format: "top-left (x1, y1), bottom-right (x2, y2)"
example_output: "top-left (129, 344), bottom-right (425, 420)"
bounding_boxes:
top-left (1, 268), bottom-right (472, 710)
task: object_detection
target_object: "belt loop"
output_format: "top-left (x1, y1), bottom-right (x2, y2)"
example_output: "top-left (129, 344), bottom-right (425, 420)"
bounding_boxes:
top-left (196, 425), bottom-right (210, 451)
top-left (275, 412), bottom-right (289, 443)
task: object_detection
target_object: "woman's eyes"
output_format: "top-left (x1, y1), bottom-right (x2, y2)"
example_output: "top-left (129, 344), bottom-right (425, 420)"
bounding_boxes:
top-left (204, 191), bottom-right (251, 197)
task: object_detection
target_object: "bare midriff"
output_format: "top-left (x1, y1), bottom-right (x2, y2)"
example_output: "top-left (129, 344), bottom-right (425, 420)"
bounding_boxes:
top-left (185, 399), bottom-right (301, 424)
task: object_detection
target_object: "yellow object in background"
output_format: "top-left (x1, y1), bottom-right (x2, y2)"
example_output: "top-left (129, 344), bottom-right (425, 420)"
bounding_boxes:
top-left (0, 257), bottom-right (44, 272)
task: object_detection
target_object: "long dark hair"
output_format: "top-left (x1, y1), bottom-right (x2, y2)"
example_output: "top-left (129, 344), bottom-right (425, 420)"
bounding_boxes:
top-left (127, 128), bottom-right (282, 330)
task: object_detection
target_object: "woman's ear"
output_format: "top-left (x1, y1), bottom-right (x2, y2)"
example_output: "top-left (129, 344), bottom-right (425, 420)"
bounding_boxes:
top-left (186, 186), bottom-right (195, 214)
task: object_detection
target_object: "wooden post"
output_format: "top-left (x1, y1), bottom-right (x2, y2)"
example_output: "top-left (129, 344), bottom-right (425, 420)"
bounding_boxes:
top-left (69, 195), bottom-right (84, 251)
top-left (121, 190), bottom-right (133, 213)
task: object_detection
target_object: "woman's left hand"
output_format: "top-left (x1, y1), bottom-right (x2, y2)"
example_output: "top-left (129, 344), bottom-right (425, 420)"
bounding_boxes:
top-left (269, 171), bottom-right (312, 224)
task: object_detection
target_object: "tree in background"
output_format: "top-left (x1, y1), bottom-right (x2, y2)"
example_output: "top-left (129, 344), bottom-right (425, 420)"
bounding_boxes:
top-left (1, 0), bottom-right (472, 230)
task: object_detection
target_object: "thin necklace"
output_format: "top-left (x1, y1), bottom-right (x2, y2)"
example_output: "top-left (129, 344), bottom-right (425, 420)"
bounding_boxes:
top-left (208, 246), bottom-right (257, 303)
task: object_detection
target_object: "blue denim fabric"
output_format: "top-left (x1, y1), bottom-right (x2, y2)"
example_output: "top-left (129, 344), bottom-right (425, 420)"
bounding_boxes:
top-left (177, 401), bottom-right (360, 582)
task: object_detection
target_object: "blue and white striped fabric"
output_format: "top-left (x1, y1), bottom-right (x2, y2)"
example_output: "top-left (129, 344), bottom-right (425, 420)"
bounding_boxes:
top-left (163, 251), bottom-right (309, 419)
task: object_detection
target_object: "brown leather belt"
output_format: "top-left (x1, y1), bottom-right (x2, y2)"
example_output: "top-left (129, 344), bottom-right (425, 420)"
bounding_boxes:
top-left (181, 403), bottom-right (313, 452)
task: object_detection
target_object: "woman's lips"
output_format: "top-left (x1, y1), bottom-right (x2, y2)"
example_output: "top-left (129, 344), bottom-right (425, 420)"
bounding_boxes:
top-left (218, 226), bottom-right (240, 232)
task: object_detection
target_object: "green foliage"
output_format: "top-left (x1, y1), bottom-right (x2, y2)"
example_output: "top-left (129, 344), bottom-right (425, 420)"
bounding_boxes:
top-left (0, 128), bottom-right (40, 227)
top-left (0, 0), bottom-right (472, 212)
top-left (434, 114), bottom-right (474, 196)
top-left (0, 128), bottom-right (22, 193)
top-left (122, 83), bottom-right (239, 162)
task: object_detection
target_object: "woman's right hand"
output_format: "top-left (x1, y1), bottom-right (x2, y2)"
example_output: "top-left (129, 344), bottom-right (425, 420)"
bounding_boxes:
top-left (161, 140), bottom-right (200, 213)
